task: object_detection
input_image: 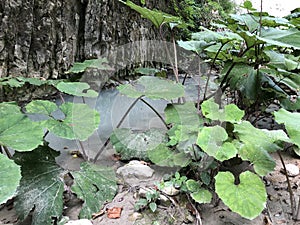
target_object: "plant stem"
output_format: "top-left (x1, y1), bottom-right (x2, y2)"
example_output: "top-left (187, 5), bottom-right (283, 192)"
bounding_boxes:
top-left (197, 62), bottom-right (201, 113)
top-left (93, 96), bottom-right (143, 163)
top-left (203, 41), bottom-right (229, 100)
top-left (43, 130), bottom-right (50, 140)
top-left (172, 34), bottom-right (179, 83)
top-left (78, 140), bottom-right (88, 161)
top-left (277, 151), bottom-right (296, 218)
top-left (186, 193), bottom-right (202, 225)
top-left (59, 92), bottom-right (65, 104)
top-left (139, 98), bottom-right (168, 129)
top-left (159, 24), bottom-right (179, 83)
top-left (2, 146), bottom-right (12, 159)
top-left (296, 196), bottom-right (300, 220)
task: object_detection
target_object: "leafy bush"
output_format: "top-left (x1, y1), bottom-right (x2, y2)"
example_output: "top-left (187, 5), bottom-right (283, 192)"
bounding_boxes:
top-left (178, 2), bottom-right (300, 113)
top-left (171, 0), bottom-right (236, 29)
top-left (1, 1), bottom-right (300, 223)
top-left (0, 74), bottom-right (117, 224)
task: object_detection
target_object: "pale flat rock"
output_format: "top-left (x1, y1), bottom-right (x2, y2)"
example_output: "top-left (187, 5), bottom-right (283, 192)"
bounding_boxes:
top-left (65, 219), bottom-right (93, 225)
top-left (281, 164), bottom-right (299, 177)
top-left (117, 160), bottom-right (154, 181)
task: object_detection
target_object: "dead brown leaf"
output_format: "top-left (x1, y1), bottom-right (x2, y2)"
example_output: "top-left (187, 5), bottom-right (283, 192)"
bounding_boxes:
top-left (107, 207), bottom-right (123, 219)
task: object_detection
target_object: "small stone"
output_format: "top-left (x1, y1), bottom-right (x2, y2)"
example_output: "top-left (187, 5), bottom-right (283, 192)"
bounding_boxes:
top-left (281, 164), bottom-right (299, 177)
top-left (116, 160), bottom-right (154, 180)
top-left (159, 194), bottom-right (171, 207)
top-left (162, 185), bottom-right (180, 196)
top-left (128, 212), bottom-right (143, 221)
top-left (65, 219), bottom-right (93, 225)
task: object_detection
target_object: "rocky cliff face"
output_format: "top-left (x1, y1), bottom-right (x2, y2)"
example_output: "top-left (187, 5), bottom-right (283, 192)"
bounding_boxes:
top-left (0, 0), bottom-right (170, 79)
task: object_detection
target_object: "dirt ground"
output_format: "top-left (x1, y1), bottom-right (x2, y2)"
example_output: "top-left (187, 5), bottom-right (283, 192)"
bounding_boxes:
top-left (1, 148), bottom-right (300, 225)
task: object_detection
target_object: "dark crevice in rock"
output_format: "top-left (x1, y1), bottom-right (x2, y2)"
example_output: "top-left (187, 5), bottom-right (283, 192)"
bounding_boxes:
top-left (76, 0), bottom-right (88, 62)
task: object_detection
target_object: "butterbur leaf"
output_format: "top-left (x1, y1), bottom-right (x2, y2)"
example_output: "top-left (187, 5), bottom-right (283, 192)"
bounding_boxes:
top-left (0, 154), bottom-right (21, 204)
top-left (0, 103), bottom-right (44, 151)
top-left (238, 144), bottom-right (275, 176)
top-left (71, 162), bottom-right (117, 219)
top-left (45, 103), bottom-right (100, 141)
top-left (215, 171), bottom-right (267, 220)
top-left (201, 99), bottom-right (244, 123)
top-left (117, 76), bottom-right (184, 100)
top-left (134, 67), bottom-right (160, 75)
top-left (190, 189), bottom-right (212, 204)
top-left (26, 100), bottom-right (58, 116)
top-left (196, 126), bottom-right (237, 161)
top-left (0, 78), bottom-right (25, 87)
top-left (56, 82), bottom-right (98, 98)
top-left (165, 102), bottom-right (202, 148)
top-left (234, 121), bottom-right (290, 152)
top-left (186, 179), bottom-right (201, 192)
top-left (67, 58), bottom-right (112, 74)
top-left (274, 109), bottom-right (300, 148)
top-left (119, 0), bottom-right (184, 28)
top-left (13, 146), bottom-right (64, 225)
top-left (165, 102), bottom-right (200, 126)
top-left (259, 28), bottom-right (300, 49)
top-left (110, 128), bottom-right (166, 160)
top-left (148, 144), bottom-right (191, 167)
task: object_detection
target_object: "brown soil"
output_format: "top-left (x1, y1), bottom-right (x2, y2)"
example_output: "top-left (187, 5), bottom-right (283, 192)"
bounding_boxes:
top-left (1, 150), bottom-right (300, 225)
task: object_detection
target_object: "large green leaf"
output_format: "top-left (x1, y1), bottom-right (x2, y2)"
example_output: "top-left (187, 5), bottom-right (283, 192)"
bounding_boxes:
top-left (265, 50), bottom-right (300, 71)
top-left (190, 189), bottom-right (212, 204)
top-left (259, 28), bottom-right (300, 49)
top-left (186, 179), bottom-right (212, 203)
top-left (117, 76), bottom-right (185, 100)
top-left (177, 40), bottom-right (215, 54)
top-left (0, 77), bottom-right (60, 88)
top-left (165, 102), bottom-right (200, 126)
top-left (110, 128), bottom-right (166, 160)
top-left (238, 144), bottom-right (276, 176)
top-left (201, 99), bottom-right (244, 123)
top-left (222, 64), bottom-right (259, 101)
top-left (274, 109), bottom-right (300, 148)
top-left (196, 126), bottom-right (237, 161)
top-left (66, 58), bottom-right (112, 74)
top-left (147, 144), bottom-right (191, 167)
top-left (71, 162), bottom-right (117, 219)
top-left (119, 0), bottom-right (184, 28)
top-left (229, 14), bottom-right (260, 32)
top-left (45, 103), bottom-right (100, 141)
top-left (215, 171), bottom-right (267, 220)
top-left (234, 121), bottom-right (290, 152)
top-left (26, 100), bottom-right (58, 116)
top-left (0, 103), bottom-right (44, 151)
top-left (0, 154), bottom-right (21, 204)
top-left (13, 146), bottom-right (64, 225)
top-left (165, 102), bottom-right (202, 148)
top-left (56, 82), bottom-right (98, 98)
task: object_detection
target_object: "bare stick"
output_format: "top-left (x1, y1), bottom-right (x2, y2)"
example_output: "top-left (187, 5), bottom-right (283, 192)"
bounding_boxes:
top-left (277, 151), bottom-right (296, 218)
top-left (186, 193), bottom-right (202, 225)
top-left (295, 195), bottom-right (300, 220)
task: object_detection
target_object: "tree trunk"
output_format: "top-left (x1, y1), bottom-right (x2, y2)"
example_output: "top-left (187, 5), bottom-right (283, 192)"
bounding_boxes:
top-left (0, 0), bottom-right (171, 79)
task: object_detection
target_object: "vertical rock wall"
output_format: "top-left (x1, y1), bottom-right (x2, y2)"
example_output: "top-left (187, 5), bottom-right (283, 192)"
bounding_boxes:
top-left (0, 0), bottom-right (171, 79)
